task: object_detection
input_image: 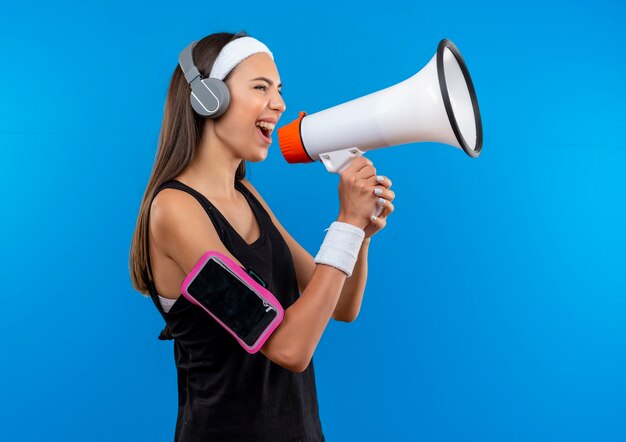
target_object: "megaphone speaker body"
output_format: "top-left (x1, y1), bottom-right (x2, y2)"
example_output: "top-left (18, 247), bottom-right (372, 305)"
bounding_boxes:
top-left (278, 39), bottom-right (483, 175)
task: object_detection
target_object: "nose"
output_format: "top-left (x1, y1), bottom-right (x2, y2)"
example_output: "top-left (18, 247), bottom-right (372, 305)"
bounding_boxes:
top-left (269, 93), bottom-right (286, 114)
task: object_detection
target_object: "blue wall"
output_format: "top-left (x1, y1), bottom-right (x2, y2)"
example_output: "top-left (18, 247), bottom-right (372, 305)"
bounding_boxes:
top-left (2, 0), bottom-right (624, 440)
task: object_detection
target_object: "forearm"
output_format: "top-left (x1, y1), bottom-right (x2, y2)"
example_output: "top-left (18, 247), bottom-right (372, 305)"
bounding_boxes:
top-left (266, 263), bottom-right (348, 371)
top-left (265, 219), bottom-right (367, 370)
top-left (333, 237), bottom-right (369, 321)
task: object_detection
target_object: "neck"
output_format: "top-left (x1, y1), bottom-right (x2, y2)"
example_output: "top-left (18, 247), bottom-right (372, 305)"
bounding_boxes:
top-left (176, 127), bottom-right (242, 201)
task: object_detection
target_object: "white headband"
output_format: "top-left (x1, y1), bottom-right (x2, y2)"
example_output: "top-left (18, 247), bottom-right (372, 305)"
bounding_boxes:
top-left (209, 36), bottom-right (274, 81)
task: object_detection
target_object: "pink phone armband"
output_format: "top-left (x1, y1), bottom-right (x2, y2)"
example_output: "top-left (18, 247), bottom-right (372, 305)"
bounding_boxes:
top-left (180, 250), bottom-right (284, 354)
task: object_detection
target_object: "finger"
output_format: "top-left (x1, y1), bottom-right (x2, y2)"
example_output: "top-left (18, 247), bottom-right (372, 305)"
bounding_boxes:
top-left (373, 187), bottom-right (395, 201)
top-left (370, 213), bottom-right (388, 228)
top-left (375, 175), bottom-right (392, 188)
top-left (375, 200), bottom-right (394, 218)
top-left (356, 163), bottom-right (376, 180)
top-left (345, 156), bottom-right (373, 175)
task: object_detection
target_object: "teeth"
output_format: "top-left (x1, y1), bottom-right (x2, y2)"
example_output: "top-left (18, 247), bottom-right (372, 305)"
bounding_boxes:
top-left (255, 121), bottom-right (275, 132)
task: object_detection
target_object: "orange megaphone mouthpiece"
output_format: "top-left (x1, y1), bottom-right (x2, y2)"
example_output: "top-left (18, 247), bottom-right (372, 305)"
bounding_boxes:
top-left (277, 111), bottom-right (314, 164)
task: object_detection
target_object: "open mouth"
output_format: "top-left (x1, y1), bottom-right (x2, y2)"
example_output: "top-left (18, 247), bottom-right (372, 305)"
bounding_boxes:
top-left (255, 121), bottom-right (275, 141)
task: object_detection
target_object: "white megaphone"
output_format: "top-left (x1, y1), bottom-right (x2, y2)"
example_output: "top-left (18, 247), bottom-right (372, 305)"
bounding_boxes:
top-left (277, 39), bottom-right (483, 215)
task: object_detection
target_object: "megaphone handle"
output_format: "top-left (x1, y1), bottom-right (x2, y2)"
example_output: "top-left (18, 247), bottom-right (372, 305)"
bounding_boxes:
top-left (319, 147), bottom-right (385, 219)
top-left (319, 147), bottom-right (365, 174)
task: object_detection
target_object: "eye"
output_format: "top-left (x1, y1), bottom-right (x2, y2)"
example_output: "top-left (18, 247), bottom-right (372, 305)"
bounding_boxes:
top-left (255, 85), bottom-right (268, 92)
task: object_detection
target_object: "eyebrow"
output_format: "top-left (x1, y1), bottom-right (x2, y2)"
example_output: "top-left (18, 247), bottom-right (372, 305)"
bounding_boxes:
top-left (251, 77), bottom-right (282, 88)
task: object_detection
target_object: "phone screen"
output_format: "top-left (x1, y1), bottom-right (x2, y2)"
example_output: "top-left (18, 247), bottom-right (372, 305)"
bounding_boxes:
top-left (187, 258), bottom-right (277, 346)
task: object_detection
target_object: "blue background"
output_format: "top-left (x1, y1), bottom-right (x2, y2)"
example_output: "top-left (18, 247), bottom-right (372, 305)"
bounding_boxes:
top-left (2, 0), bottom-right (625, 440)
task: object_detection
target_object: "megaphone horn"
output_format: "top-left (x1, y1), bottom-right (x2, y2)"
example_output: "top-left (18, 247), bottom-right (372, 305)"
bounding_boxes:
top-left (277, 39), bottom-right (483, 174)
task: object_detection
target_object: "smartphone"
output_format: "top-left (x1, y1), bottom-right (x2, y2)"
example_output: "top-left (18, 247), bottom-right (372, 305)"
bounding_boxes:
top-left (181, 251), bottom-right (284, 353)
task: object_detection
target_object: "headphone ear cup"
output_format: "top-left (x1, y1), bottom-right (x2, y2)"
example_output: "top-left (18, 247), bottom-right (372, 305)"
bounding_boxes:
top-left (190, 78), bottom-right (231, 118)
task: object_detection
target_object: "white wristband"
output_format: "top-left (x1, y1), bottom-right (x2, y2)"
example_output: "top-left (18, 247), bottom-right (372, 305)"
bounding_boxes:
top-left (314, 221), bottom-right (365, 277)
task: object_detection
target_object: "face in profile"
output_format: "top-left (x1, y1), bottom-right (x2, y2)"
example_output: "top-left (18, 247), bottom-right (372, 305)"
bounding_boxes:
top-left (212, 52), bottom-right (286, 162)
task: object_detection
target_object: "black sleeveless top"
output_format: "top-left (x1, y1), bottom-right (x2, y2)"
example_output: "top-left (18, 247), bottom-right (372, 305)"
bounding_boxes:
top-left (146, 179), bottom-right (325, 442)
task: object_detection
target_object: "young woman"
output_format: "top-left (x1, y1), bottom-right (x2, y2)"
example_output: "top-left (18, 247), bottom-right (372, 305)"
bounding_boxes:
top-left (129, 31), bottom-right (395, 441)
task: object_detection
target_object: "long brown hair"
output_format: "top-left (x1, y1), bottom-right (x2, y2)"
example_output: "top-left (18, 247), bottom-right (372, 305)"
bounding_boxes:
top-left (129, 31), bottom-right (248, 295)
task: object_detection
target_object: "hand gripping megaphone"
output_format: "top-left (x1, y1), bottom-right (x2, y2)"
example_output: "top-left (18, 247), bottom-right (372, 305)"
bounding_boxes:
top-left (277, 39), bottom-right (483, 215)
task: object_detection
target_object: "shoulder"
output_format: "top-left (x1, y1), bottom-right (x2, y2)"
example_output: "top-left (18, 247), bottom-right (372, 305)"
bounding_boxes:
top-left (150, 187), bottom-right (208, 238)
top-left (149, 186), bottom-right (240, 273)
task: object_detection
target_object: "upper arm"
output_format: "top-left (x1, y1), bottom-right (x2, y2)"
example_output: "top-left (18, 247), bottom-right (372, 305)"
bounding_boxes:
top-left (239, 178), bottom-right (316, 295)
